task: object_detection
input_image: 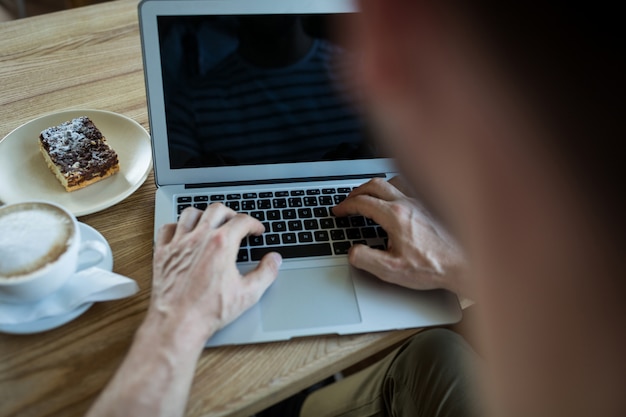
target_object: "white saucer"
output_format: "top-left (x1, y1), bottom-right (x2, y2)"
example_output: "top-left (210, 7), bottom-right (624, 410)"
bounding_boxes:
top-left (0, 109), bottom-right (152, 216)
top-left (0, 223), bottom-right (113, 335)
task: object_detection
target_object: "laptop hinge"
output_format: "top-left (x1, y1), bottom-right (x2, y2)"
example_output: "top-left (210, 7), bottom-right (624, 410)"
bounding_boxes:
top-left (185, 173), bottom-right (386, 189)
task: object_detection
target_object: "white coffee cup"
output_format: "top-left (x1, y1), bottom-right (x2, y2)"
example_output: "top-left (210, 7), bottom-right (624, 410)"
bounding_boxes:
top-left (0, 201), bottom-right (108, 302)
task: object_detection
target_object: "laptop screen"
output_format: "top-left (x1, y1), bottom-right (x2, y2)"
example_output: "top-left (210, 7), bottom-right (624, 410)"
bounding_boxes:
top-left (156, 14), bottom-right (381, 170)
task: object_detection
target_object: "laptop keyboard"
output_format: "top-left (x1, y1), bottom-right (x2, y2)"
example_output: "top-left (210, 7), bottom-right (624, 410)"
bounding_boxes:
top-left (176, 186), bottom-right (388, 262)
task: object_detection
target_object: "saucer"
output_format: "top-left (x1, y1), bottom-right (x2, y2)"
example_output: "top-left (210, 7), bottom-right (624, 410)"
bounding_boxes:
top-left (0, 222), bottom-right (113, 335)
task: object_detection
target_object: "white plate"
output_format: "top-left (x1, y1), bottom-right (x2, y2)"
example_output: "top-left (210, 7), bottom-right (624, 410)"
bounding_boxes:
top-left (0, 222), bottom-right (113, 334)
top-left (0, 109), bottom-right (152, 216)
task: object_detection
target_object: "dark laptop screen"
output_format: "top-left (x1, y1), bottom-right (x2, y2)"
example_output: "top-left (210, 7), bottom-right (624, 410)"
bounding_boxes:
top-left (157, 14), bottom-right (381, 169)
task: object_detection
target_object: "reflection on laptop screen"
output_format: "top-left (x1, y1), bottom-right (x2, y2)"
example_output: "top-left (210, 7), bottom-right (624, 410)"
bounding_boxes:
top-left (157, 14), bottom-right (378, 169)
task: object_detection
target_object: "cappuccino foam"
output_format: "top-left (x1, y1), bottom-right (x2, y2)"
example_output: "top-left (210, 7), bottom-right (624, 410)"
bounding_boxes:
top-left (0, 203), bottom-right (74, 279)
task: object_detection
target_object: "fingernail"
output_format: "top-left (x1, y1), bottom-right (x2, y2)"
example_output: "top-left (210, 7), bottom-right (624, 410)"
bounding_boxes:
top-left (272, 252), bottom-right (283, 267)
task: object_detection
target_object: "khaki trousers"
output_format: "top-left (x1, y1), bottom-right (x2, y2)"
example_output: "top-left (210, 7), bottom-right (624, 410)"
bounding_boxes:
top-left (300, 329), bottom-right (480, 417)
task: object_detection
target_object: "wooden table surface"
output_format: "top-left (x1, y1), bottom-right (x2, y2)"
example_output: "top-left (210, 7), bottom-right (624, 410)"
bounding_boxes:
top-left (0, 1), bottom-right (421, 416)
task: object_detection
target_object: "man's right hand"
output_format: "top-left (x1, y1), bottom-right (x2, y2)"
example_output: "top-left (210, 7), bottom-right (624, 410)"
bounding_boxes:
top-left (333, 178), bottom-right (466, 295)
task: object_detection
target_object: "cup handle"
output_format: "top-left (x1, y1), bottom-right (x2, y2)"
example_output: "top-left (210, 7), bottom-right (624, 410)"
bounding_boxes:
top-left (77, 240), bottom-right (109, 271)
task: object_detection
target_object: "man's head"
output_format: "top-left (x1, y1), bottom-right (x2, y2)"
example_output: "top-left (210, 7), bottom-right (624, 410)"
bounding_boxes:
top-left (347, 1), bottom-right (625, 415)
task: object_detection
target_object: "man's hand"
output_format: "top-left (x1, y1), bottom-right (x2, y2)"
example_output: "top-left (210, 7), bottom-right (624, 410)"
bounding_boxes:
top-left (333, 178), bottom-right (465, 294)
top-left (87, 205), bottom-right (281, 417)
top-left (152, 203), bottom-right (282, 339)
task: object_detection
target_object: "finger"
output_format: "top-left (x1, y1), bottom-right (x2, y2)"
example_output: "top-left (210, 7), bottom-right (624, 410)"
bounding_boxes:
top-left (332, 194), bottom-right (395, 230)
top-left (174, 207), bottom-right (203, 239)
top-left (350, 244), bottom-right (440, 290)
top-left (220, 212), bottom-right (266, 241)
top-left (156, 223), bottom-right (177, 246)
top-left (387, 176), bottom-right (413, 196)
top-left (347, 244), bottom-right (397, 282)
top-left (198, 203), bottom-right (238, 229)
top-left (350, 177), bottom-right (404, 201)
top-left (241, 252), bottom-right (282, 304)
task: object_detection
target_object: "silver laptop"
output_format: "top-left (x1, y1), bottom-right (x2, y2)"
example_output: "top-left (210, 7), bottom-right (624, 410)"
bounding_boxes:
top-left (138, 0), bottom-right (461, 347)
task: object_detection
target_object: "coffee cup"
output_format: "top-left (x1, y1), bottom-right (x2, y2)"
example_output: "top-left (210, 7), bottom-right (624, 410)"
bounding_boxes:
top-left (0, 201), bottom-right (108, 303)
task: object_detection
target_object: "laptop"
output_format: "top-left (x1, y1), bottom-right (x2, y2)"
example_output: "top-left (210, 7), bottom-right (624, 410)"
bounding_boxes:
top-left (138, 0), bottom-right (461, 347)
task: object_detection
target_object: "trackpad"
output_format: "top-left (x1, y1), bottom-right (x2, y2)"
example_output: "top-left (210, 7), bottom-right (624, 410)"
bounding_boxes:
top-left (260, 266), bottom-right (362, 331)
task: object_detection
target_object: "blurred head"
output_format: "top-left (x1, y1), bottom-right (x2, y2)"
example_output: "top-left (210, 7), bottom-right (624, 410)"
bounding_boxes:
top-left (347, 1), bottom-right (625, 415)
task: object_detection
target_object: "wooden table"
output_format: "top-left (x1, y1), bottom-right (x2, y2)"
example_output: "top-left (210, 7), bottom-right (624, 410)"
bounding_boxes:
top-left (0, 1), bottom-right (421, 416)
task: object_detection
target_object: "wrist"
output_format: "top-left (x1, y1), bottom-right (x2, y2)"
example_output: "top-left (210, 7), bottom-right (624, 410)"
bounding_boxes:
top-left (136, 307), bottom-right (219, 355)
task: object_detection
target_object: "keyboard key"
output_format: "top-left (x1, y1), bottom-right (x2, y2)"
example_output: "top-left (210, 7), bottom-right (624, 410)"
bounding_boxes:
top-left (346, 228), bottom-right (362, 239)
top-left (258, 199), bottom-right (272, 209)
top-left (272, 221), bottom-right (287, 233)
top-left (306, 189), bottom-right (321, 195)
top-left (288, 197), bottom-right (303, 207)
top-left (272, 198), bottom-right (287, 208)
top-left (319, 196), bottom-right (333, 205)
top-left (177, 196), bottom-right (192, 203)
top-left (361, 227), bottom-right (377, 238)
top-left (377, 227), bottom-right (388, 238)
top-left (194, 202), bottom-right (208, 210)
top-left (243, 193), bottom-right (257, 199)
top-left (210, 195), bottom-right (225, 201)
top-left (350, 216), bottom-right (366, 227)
top-left (304, 197), bottom-right (318, 207)
top-left (288, 220), bottom-right (303, 231)
top-left (242, 200), bottom-right (256, 210)
top-left (194, 195), bottom-right (209, 202)
top-left (314, 230), bottom-right (330, 241)
top-left (333, 241), bottom-right (352, 255)
top-left (304, 219), bottom-right (319, 230)
top-left (337, 187), bottom-right (351, 193)
top-left (251, 243), bottom-right (332, 261)
top-left (237, 249), bottom-right (250, 262)
top-left (282, 233), bottom-right (297, 244)
top-left (297, 208), bottom-right (313, 218)
top-left (227, 194), bottom-right (241, 200)
top-left (266, 234), bottom-right (281, 245)
top-left (259, 192), bottom-right (273, 198)
top-left (322, 188), bottom-right (336, 194)
top-left (282, 209), bottom-right (297, 219)
top-left (267, 210), bottom-right (281, 220)
top-left (313, 207), bottom-right (328, 217)
top-left (298, 232), bottom-right (314, 243)
top-left (335, 217), bottom-right (350, 228)
top-left (330, 229), bottom-right (346, 240)
top-left (177, 204), bottom-right (191, 214)
top-left (262, 222), bottom-right (270, 232)
top-left (320, 218), bottom-right (335, 229)
top-left (290, 190), bottom-right (305, 196)
top-left (366, 218), bottom-right (378, 226)
top-left (334, 194), bottom-right (347, 204)
top-left (249, 235), bottom-right (264, 246)
top-left (275, 191), bottom-right (289, 197)
top-left (250, 211), bottom-right (265, 221)
top-left (225, 201), bottom-right (240, 211)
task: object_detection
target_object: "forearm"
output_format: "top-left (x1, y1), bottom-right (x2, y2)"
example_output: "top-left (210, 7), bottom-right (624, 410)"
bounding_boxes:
top-left (86, 311), bottom-right (215, 417)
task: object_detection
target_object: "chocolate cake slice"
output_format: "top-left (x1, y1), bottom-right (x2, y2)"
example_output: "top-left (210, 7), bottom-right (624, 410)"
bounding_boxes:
top-left (39, 116), bottom-right (120, 192)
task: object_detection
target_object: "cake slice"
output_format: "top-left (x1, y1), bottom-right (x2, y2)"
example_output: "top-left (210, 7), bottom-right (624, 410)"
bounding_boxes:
top-left (39, 116), bottom-right (120, 192)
